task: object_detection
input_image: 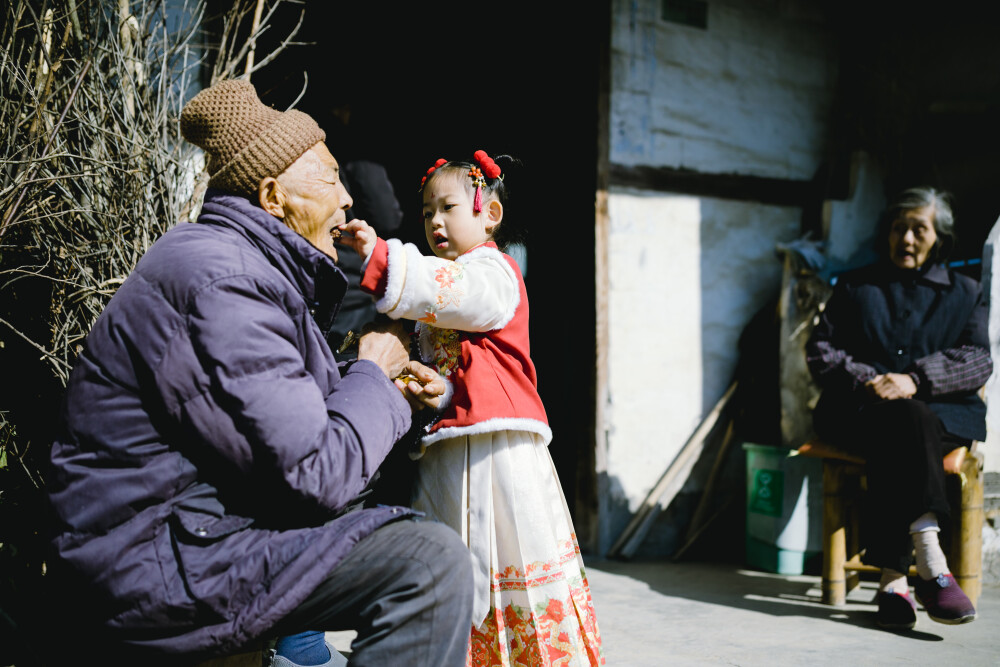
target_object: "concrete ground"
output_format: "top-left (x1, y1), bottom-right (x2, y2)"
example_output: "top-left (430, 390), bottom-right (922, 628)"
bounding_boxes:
top-left (328, 558), bottom-right (1000, 666)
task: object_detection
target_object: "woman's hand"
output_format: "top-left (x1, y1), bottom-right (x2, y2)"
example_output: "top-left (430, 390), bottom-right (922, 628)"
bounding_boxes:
top-left (335, 219), bottom-right (378, 261)
top-left (865, 373), bottom-right (918, 401)
top-left (394, 360), bottom-right (446, 411)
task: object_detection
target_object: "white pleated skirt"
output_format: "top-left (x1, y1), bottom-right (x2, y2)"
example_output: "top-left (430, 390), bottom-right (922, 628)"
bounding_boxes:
top-left (412, 429), bottom-right (604, 667)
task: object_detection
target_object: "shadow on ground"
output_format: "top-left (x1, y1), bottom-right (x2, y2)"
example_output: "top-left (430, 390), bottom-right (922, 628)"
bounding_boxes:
top-left (583, 558), bottom-right (1000, 666)
top-left (591, 558), bottom-right (949, 638)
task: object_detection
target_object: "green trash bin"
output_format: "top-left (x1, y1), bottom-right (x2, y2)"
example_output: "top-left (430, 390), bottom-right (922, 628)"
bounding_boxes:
top-left (743, 443), bottom-right (822, 575)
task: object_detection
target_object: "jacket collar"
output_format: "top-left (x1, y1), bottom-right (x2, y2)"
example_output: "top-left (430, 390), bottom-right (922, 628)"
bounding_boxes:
top-left (880, 259), bottom-right (952, 288)
top-left (196, 189), bottom-right (346, 331)
top-left (920, 262), bottom-right (952, 286)
top-left (461, 241), bottom-right (499, 256)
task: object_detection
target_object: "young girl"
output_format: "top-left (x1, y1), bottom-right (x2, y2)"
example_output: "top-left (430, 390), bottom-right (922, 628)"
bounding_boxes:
top-left (345, 150), bottom-right (604, 666)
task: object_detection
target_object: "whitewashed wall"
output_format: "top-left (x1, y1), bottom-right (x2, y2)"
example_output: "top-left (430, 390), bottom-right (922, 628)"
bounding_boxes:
top-left (601, 0), bottom-right (840, 554)
top-left (611, 0), bottom-right (836, 178)
top-left (981, 220), bottom-right (1000, 474)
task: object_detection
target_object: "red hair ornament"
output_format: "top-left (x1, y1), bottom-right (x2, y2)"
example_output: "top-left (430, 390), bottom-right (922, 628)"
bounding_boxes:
top-left (420, 158), bottom-right (448, 190)
top-left (471, 150), bottom-right (501, 212)
top-left (420, 152), bottom-right (502, 213)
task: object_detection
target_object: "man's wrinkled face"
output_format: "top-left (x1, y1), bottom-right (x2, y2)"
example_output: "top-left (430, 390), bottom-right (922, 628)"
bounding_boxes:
top-left (277, 143), bottom-right (352, 261)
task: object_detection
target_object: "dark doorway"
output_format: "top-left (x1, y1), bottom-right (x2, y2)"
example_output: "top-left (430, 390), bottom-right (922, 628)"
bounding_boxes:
top-left (827, 0), bottom-right (1000, 268)
top-left (253, 2), bottom-right (605, 544)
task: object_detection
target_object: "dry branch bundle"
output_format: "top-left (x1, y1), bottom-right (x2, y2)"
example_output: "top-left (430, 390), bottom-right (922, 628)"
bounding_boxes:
top-left (0, 1), bottom-right (306, 661)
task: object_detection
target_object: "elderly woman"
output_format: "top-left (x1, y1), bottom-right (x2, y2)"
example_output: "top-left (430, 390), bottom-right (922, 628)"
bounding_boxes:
top-left (46, 79), bottom-right (472, 666)
top-left (806, 186), bottom-right (991, 630)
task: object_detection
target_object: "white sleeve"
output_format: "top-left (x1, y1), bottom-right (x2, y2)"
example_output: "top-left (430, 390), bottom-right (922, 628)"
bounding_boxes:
top-left (374, 240), bottom-right (519, 332)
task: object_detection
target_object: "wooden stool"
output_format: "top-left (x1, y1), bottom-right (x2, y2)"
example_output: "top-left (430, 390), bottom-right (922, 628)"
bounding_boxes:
top-left (797, 439), bottom-right (984, 607)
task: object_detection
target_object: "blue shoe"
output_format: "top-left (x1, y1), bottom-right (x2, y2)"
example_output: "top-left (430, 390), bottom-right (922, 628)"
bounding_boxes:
top-left (270, 642), bottom-right (348, 667)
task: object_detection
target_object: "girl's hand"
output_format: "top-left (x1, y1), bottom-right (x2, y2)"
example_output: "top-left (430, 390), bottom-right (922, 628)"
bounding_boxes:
top-left (335, 219), bottom-right (378, 260)
top-left (394, 360), bottom-right (446, 411)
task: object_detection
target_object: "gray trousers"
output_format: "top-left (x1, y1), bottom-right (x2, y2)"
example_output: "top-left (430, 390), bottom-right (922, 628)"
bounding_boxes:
top-left (268, 518), bottom-right (473, 667)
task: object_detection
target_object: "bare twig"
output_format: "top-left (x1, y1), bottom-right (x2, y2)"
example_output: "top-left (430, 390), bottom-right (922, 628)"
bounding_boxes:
top-left (249, 6), bottom-right (306, 74)
top-left (0, 0), bottom-right (308, 503)
top-left (287, 70), bottom-right (308, 109)
top-left (0, 316), bottom-right (72, 376)
top-left (244, 0), bottom-right (265, 77)
top-left (1, 58), bottom-right (92, 239)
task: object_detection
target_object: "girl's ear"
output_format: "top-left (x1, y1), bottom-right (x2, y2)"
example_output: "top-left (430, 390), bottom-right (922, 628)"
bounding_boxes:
top-left (484, 199), bottom-right (503, 234)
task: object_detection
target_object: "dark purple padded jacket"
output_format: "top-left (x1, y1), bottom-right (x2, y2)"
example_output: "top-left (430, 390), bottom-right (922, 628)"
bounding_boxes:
top-left (46, 189), bottom-right (416, 657)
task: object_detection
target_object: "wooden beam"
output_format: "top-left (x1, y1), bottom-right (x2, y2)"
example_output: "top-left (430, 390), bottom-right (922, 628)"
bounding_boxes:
top-left (592, 0), bottom-right (613, 557)
top-left (672, 417), bottom-right (738, 560)
top-left (607, 380), bottom-right (738, 559)
top-left (608, 164), bottom-right (820, 207)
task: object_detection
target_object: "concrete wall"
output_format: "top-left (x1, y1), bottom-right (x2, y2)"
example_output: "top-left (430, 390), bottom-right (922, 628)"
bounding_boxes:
top-left (981, 220), bottom-right (1000, 475)
top-left (611, 0), bottom-right (835, 178)
top-left (600, 0), bottom-right (841, 555)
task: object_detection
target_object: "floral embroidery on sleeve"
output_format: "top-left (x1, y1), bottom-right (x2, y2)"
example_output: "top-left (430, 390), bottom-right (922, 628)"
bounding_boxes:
top-left (435, 264), bottom-right (461, 288)
top-left (419, 263), bottom-right (466, 324)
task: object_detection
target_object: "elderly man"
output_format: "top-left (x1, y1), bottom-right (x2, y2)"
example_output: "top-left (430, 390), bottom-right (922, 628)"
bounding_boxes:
top-left (45, 79), bottom-right (472, 666)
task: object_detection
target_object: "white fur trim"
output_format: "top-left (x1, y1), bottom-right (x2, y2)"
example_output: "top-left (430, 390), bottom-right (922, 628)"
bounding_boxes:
top-left (391, 243), bottom-right (426, 318)
top-left (420, 418), bottom-right (552, 448)
top-left (436, 375), bottom-right (454, 412)
top-left (374, 238), bottom-right (407, 315)
top-left (457, 245), bottom-right (520, 331)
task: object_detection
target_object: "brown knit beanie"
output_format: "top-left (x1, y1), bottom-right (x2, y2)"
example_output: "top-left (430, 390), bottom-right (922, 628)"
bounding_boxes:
top-left (180, 79), bottom-right (326, 199)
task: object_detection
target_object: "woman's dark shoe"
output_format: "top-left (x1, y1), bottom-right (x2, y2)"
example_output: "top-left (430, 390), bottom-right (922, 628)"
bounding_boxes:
top-left (876, 590), bottom-right (917, 630)
top-left (914, 573), bottom-right (977, 624)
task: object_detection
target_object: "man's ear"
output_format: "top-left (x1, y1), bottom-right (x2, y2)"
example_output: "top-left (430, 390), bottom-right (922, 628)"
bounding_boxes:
top-left (484, 199), bottom-right (503, 234)
top-left (258, 177), bottom-right (285, 218)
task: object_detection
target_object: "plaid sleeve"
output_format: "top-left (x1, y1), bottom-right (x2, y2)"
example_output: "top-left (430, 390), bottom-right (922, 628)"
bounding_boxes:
top-left (805, 284), bottom-right (878, 390)
top-left (912, 279), bottom-right (993, 397)
top-left (806, 338), bottom-right (879, 389)
top-left (912, 345), bottom-right (993, 397)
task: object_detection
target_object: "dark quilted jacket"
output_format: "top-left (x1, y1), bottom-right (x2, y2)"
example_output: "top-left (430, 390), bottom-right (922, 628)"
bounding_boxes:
top-left (46, 189), bottom-right (415, 658)
top-left (807, 261), bottom-right (991, 442)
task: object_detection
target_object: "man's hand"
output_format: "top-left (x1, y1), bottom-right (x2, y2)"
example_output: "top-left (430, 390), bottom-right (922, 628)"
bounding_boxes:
top-left (865, 373), bottom-right (918, 401)
top-left (335, 219), bottom-right (378, 261)
top-left (357, 321), bottom-right (410, 379)
top-left (394, 360), bottom-right (446, 411)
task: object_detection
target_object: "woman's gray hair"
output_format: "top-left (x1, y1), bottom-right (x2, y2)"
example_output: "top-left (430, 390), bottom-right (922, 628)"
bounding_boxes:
top-left (878, 186), bottom-right (956, 263)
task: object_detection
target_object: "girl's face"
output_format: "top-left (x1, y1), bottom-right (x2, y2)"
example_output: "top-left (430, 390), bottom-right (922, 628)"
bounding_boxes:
top-left (422, 171), bottom-right (493, 260)
top-left (888, 205), bottom-right (938, 270)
